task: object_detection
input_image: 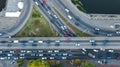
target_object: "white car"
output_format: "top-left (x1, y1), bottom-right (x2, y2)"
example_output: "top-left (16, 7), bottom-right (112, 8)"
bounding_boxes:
top-left (7, 54), bottom-right (13, 56)
top-left (67, 15), bottom-right (72, 20)
top-left (38, 40), bottom-right (43, 43)
top-left (13, 40), bottom-right (19, 43)
top-left (50, 57), bottom-right (54, 60)
top-left (97, 60), bottom-right (102, 64)
top-left (39, 54), bottom-right (43, 56)
top-left (108, 50), bottom-right (114, 52)
top-left (88, 53), bottom-right (95, 58)
top-left (48, 50), bottom-right (53, 53)
top-left (54, 50), bottom-right (59, 53)
top-left (42, 57), bottom-right (47, 60)
top-left (75, 43), bottom-right (80, 46)
top-left (93, 49), bottom-right (99, 52)
top-left (61, 26), bottom-right (65, 30)
top-left (48, 11), bottom-right (51, 15)
top-left (82, 48), bottom-right (87, 52)
top-left (53, 14), bottom-right (58, 18)
top-left (63, 53), bottom-right (68, 56)
top-left (62, 57), bottom-right (67, 59)
top-left (55, 40), bottom-right (60, 42)
top-left (95, 28), bottom-right (100, 31)
top-left (89, 39), bottom-right (95, 43)
top-left (65, 9), bottom-right (69, 12)
top-left (38, 50), bottom-right (43, 52)
top-left (35, 1), bottom-right (39, 5)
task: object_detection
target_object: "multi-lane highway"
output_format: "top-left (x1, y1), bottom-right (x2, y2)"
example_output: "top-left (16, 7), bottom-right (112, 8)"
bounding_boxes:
top-left (0, 48), bottom-right (119, 61)
top-left (49, 0), bottom-right (120, 36)
top-left (0, 37), bottom-right (120, 49)
top-left (33, 0), bottom-right (77, 37)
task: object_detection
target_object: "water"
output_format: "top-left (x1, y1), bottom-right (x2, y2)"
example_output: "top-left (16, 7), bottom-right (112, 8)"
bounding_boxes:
top-left (79, 0), bottom-right (120, 14)
top-left (0, 0), bottom-right (6, 11)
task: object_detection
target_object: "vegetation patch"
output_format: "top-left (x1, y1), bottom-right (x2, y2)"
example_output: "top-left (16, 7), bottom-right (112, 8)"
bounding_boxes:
top-left (71, 0), bottom-right (87, 13)
top-left (14, 6), bottom-right (59, 37)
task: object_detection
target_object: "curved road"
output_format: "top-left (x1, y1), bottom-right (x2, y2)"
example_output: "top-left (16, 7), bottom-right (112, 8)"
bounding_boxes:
top-left (49, 0), bottom-right (120, 36)
top-left (0, 0), bottom-right (33, 37)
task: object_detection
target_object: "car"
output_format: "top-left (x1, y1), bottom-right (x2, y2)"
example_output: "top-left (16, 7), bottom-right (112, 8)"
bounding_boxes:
top-left (48, 50), bottom-right (53, 53)
top-left (75, 43), bottom-right (80, 46)
top-left (55, 40), bottom-right (60, 42)
top-left (28, 39), bottom-right (34, 43)
top-left (89, 39), bottom-right (95, 43)
top-left (39, 54), bottom-right (43, 56)
top-left (82, 48), bottom-right (87, 52)
top-left (46, 40), bottom-right (51, 43)
top-left (68, 29), bottom-right (73, 34)
top-left (32, 50), bottom-right (38, 53)
top-left (10, 50), bottom-right (15, 53)
top-left (116, 31), bottom-right (120, 34)
top-left (100, 48), bottom-right (105, 51)
top-left (51, 54), bottom-right (56, 56)
top-left (95, 28), bottom-right (100, 31)
top-left (81, 51), bottom-right (86, 54)
top-left (20, 50), bottom-right (26, 53)
top-left (103, 39), bottom-right (109, 46)
top-left (89, 39), bottom-right (97, 46)
top-left (67, 15), bottom-right (72, 20)
top-left (0, 57), bottom-right (5, 60)
top-left (97, 60), bottom-right (102, 64)
top-left (54, 50), bottom-right (59, 53)
top-left (63, 53), bottom-right (68, 56)
top-left (101, 59), bottom-right (107, 64)
top-left (106, 34), bottom-right (112, 37)
top-left (7, 57), bottom-right (11, 60)
top-left (35, 1), bottom-right (39, 5)
top-left (20, 54), bottom-right (25, 56)
top-left (26, 50), bottom-right (32, 53)
top-left (7, 44), bottom-right (12, 47)
top-left (13, 57), bottom-right (19, 60)
top-left (38, 50), bottom-right (43, 52)
top-left (61, 26), bottom-right (65, 30)
top-left (88, 53), bottom-right (95, 58)
top-left (20, 43), bottom-right (26, 47)
top-left (38, 40), bottom-right (43, 43)
top-left (32, 44), bottom-right (37, 46)
top-left (42, 57), bottom-right (47, 60)
top-left (53, 14), bottom-right (58, 18)
top-left (7, 54), bottom-right (13, 56)
top-left (63, 26), bottom-right (67, 29)
top-left (10, 60), bottom-right (16, 64)
top-left (13, 40), bottom-right (19, 43)
top-left (55, 43), bottom-right (60, 46)
top-left (48, 11), bottom-right (51, 15)
top-left (65, 9), bottom-right (69, 12)
top-left (108, 49), bottom-right (114, 52)
top-left (50, 57), bottom-right (54, 60)
top-left (19, 57), bottom-right (24, 59)
top-left (0, 32), bottom-right (3, 36)
top-left (62, 57), bottom-right (67, 59)
top-left (93, 49), bottom-right (99, 52)
top-left (0, 51), bottom-right (2, 53)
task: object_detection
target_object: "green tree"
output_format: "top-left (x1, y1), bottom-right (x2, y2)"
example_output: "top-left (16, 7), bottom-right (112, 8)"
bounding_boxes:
top-left (81, 60), bottom-right (95, 67)
top-left (17, 59), bottom-right (24, 67)
top-left (75, 59), bottom-right (81, 66)
top-left (27, 59), bottom-right (50, 67)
